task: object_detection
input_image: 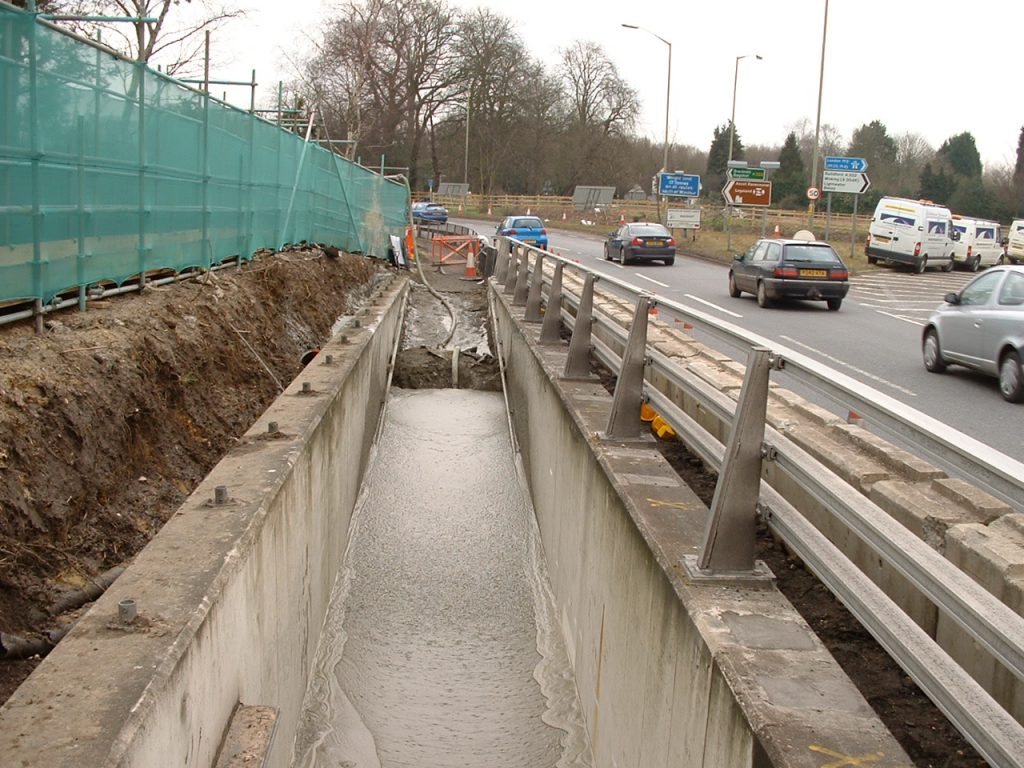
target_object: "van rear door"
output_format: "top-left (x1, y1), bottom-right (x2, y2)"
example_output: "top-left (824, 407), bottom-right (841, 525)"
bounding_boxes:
top-left (873, 205), bottom-right (918, 253)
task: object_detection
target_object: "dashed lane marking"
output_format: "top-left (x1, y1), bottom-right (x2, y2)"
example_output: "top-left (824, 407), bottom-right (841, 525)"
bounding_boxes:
top-left (683, 294), bottom-right (743, 318)
top-left (779, 335), bottom-right (917, 397)
top-left (635, 273), bottom-right (670, 288)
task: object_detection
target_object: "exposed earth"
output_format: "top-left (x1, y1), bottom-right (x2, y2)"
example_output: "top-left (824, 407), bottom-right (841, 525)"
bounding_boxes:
top-left (0, 247), bottom-right (983, 766)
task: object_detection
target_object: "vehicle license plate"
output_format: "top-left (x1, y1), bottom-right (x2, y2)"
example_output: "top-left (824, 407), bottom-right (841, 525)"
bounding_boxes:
top-left (524, 239), bottom-right (536, 244)
top-left (800, 269), bottom-right (827, 277)
top-left (873, 235), bottom-right (891, 244)
top-left (646, 240), bottom-right (664, 247)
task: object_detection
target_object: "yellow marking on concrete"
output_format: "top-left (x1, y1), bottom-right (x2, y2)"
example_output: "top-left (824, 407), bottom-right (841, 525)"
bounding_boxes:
top-left (809, 744), bottom-right (886, 767)
top-left (646, 498), bottom-right (693, 511)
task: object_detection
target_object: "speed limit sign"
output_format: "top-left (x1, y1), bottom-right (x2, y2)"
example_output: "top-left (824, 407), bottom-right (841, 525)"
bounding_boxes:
top-left (806, 186), bottom-right (821, 201)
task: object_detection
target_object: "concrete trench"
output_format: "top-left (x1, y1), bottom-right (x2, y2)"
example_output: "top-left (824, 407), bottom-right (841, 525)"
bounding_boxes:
top-left (0, 265), bottom-right (918, 767)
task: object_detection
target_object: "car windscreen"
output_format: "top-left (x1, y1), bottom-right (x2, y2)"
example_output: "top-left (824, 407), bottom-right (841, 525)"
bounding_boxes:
top-left (513, 218), bottom-right (544, 229)
top-left (782, 244), bottom-right (843, 264)
top-left (629, 225), bottom-right (670, 237)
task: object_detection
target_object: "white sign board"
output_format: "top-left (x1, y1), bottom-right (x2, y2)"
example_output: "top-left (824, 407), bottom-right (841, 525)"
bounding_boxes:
top-left (821, 171), bottom-right (871, 194)
top-left (667, 208), bottom-right (701, 229)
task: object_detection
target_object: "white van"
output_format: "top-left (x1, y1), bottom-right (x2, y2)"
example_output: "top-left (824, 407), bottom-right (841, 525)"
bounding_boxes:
top-left (1007, 219), bottom-right (1024, 264)
top-left (866, 197), bottom-right (955, 273)
top-left (950, 216), bottom-right (1002, 271)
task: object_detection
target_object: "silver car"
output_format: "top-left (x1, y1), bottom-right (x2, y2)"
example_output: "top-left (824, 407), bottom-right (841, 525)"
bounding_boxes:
top-left (922, 265), bottom-right (1024, 402)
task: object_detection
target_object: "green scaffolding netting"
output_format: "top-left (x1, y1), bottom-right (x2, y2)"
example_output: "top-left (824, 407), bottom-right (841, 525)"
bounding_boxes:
top-left (0, 5), bottom-right (409, 304)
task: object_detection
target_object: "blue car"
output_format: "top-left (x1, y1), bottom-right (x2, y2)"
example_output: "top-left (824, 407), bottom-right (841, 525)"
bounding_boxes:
top-left (411, 202), bottom-right (448, 224)
top-left (496, 215), bottom-right (548, 249)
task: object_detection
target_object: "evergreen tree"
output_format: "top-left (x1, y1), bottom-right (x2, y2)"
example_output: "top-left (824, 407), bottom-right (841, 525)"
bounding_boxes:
top-left (773, 132), bottom-right (806, 207)
top-left (1014, 126), bottom-right (1024, 185)
top-left (704, 122), bottom-right (741, 200)
top-left (919, 162), bottom-right (956, 204)
top-left (936, 132), bottom-right (982, 178)
top-left (847, 120), bottom-right (897, 191)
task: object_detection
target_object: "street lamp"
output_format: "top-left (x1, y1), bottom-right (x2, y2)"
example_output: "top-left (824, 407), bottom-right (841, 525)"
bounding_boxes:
top-left (621, 24), bottom-right (672, 173)
top-left (808, 0), bottom-right (829, 224)
top-left (728, 54), bottom-right (762, 163)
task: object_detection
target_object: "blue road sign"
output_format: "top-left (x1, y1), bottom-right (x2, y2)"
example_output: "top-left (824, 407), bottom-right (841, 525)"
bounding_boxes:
top-left (824, 156), bottom-right (867, 172)
top-left (658, 172), bottom-right (701, 197)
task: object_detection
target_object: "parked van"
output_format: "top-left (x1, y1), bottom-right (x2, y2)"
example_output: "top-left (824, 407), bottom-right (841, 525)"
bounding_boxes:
top-left (950, 216), bottom-right (1002, 271)
top-left (866, 197), bottom-right (956, 273)
top-left (1007, 219), bottom-right (1024, 265)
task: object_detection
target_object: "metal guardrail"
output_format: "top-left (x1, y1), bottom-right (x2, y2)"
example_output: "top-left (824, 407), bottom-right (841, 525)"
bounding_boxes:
top-left (492, 235), bottom-right (1024, 767)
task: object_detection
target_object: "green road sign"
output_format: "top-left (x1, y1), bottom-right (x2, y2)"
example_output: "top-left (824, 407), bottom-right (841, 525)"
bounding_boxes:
top-left (726, 167), bottom-right (767, 180)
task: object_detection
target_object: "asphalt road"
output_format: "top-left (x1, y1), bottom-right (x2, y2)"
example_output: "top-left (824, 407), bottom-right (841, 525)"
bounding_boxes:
top-left (454, 217), bottom-right (1021, 460)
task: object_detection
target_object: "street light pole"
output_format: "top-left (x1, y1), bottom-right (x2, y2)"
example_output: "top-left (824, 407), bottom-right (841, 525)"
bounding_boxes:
top-left (464, 90), bottom-right (471, 185)
top-left (622, 23), bottom-right (672, 221)
top-left (808, 0), bottom-right (829, 225)
top-left (728, 54), bottom-right (761, 163)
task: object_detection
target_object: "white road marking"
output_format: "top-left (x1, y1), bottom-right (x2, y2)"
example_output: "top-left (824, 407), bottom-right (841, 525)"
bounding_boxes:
top-left (779, 335), bottom-right (918, 396)
top-left (635, 273), bottom-right (670, 288)
top-left (874, 310), bottom-right (925, 326)
top-left (683, 294), bottom-right (743, 318)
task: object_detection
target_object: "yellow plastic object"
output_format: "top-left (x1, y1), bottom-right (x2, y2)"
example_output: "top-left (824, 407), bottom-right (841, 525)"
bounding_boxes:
top-left (640, 403), bottom-right (657, 422)
top-left (650, 415), bottom-right (677, 440)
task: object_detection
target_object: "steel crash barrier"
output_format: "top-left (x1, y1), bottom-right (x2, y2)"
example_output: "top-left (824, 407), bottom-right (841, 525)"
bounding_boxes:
top-left (491, 235), bottom-right (1024, 768)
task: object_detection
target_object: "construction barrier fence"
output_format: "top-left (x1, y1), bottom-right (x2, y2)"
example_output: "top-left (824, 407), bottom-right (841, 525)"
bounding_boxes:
top-left (0, 3), bottom-right (408, 305)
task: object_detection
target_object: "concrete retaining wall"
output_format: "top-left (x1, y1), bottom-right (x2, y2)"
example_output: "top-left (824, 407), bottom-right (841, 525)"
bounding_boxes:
top-left (0, 276), bottom-right (408, 767)
top-left (491, 285), bottom-right (911, 767)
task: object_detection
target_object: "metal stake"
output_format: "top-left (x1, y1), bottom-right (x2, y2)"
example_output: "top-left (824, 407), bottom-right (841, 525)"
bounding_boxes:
top-left (563, 273), bottom-right (598, 379)
top-left (540, 262), bottom-right (565, 344)
top-left (512, 248), bottom-right (530, 306)
top-left (503, 247), bottom-right (518, 295)
top-left (605, 295), bottom-right (652, 439)
top-left (524, 252), bottom-right (544, 322)
top-left (697, 347), bottom-right (772, 572)
top-left (494, 238), bottom-right (510, 283)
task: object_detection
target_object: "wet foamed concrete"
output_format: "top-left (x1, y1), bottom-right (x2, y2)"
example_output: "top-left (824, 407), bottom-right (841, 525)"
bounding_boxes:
top-left (292, 388), bottom-right (591, 768)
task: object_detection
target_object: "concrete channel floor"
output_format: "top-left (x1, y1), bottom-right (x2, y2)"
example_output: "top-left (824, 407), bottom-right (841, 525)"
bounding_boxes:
top-left (290, 388), bottom-right (593, 768)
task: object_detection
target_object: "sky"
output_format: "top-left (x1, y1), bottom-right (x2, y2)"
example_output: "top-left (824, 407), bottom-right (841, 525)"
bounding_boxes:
top-left (166, 0), bottom-right (1022, 171)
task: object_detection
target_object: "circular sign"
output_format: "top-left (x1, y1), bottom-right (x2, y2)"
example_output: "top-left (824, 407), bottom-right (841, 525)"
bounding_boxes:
top-left (806, 186), bottom-right (821, 201)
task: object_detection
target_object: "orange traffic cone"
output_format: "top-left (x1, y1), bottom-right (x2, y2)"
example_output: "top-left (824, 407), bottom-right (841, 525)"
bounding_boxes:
top-left (847, 410), bottom-right (863, 426)
top-left (487, 205), bottom-right (492, 216)
top-left (620, 213), bottom-right (626, 224)
top-left (773, 224), bottom-right (781, 237)
top-left (526, 207), bottom-right (531, 215)
top-left (562, 210), bottom-right (567, 220)
top-left (463, 250), bottom-right (478, 279)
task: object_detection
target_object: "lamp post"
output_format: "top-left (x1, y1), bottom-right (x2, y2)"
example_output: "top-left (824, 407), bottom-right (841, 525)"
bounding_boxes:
top-left (808, 0), bottom-right (829, 225)
top-left (622, 23), bottom-right (672, 222)
top-left (464, 90), bottom-right (471, 185)
top-left (728, 54), bottom-right (762, 163)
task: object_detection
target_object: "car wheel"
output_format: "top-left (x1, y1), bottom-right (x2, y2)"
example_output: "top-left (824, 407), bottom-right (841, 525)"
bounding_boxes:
top-left (603, 244), bottom-right (610, 260)
top-left (619, 248), bottom-right (627, 265)
top-left (664, 257), bottom-right (675, 266)
top-left (915, 256), bottom-right (927, 274)
top-left (942, 257), bottom-right (953, 272)
top-left (756, 281), bottom-right (771, 308)
top-left (728, 272), bottom-right (741, 298)
top-left (826, 297), bottom-right (842, 311)
top-left (999, 350), bottom-right (1024, 403)
top-left (970, 255), bottom-right (980, 272)
top-left (922, 328), bottom-right (947, 373)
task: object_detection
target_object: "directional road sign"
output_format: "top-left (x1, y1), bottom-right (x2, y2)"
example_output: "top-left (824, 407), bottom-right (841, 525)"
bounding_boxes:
top-left (658, 172), bottom-right (701, 197)
top-left (722, 179), bottom-right (772, 206)
top-left (824, 156), bottom-right (868, 172)
top-left (727, 166), bottom-right (766, 181)
top-left (822, 170), bottom-right (871, 194)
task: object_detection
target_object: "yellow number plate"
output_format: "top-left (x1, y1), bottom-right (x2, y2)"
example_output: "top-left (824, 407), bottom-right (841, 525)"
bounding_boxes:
top-left (800, 269), bottom-right (827, 277)
top-left (646, 240), bottom-right (664, 247)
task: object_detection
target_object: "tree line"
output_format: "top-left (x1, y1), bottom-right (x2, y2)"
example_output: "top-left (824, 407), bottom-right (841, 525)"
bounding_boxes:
top-left (15, 0), bottom-right (1024, 221)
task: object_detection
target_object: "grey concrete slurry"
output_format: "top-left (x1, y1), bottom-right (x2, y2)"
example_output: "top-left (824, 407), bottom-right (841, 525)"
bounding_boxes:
top-left (291, 388), bottom-right (592, 768)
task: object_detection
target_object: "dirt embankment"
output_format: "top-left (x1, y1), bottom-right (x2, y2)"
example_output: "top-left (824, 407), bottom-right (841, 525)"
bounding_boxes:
top-left (0, 247), bottom-right (381, 700)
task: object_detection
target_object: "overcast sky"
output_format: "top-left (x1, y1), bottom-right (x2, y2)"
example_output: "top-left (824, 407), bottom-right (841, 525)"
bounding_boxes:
top-left (180, 0), bottom-right (1021, 171)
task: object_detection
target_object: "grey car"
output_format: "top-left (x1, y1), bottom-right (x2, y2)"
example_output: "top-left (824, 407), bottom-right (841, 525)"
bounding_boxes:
top-left (729, 238), bottom-right (850, 311)
top-left (922, 265), bottom-right (1024, 402)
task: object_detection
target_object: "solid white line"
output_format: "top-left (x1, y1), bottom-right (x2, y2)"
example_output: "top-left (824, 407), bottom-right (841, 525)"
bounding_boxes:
top-left (635, 273), bottom-right (670, 288)
top-left (779, 335), bottom-right (918, 396)
top-left (683, 294), bottom-right (743, 318)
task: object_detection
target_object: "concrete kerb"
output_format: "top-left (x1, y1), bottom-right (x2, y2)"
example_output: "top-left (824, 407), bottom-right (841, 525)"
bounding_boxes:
top-left (0, 275), bottom-right (410, 768)
top-left (538, 258), bottom-right (1024, 725)
top-left (490, 283), bottom-right (912, 766)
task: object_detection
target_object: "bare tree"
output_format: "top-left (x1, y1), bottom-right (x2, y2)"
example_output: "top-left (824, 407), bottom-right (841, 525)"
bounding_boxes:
top-left (893, 132), bottom-right (934, 197)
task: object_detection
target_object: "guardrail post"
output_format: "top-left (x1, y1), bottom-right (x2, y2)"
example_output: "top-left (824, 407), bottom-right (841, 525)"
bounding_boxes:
top-left (539, 262), bottom-right (564, 345)
top-left (686, 347), bottom-right (774, 579)
top-left (503, 246), bottom-right (518, 295)
top-left (494, 238), bottom-right (511, 283)
top-left (563, 273), bottom-right (597, 380)
top-left (605, 295), bottom-right (652, 439)
top-left (524, 252), bottom-right (544, 322)
top-left (512, 247), bottom-right (530, 306)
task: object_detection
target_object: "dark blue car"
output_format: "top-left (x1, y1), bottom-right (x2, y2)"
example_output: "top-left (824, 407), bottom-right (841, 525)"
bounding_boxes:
top-left (411, 202), bottom-right (449, 224)
top-left (496, 215), bottom-right (548, 249)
